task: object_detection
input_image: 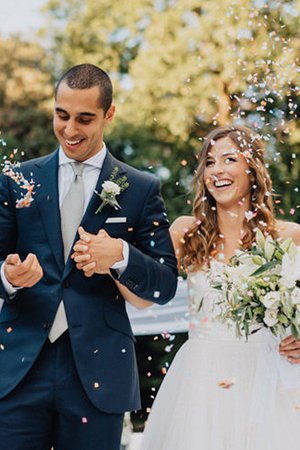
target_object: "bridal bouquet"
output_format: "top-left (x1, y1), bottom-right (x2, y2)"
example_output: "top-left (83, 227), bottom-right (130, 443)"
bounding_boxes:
top-left (212, 230), bottom-right (300, 340)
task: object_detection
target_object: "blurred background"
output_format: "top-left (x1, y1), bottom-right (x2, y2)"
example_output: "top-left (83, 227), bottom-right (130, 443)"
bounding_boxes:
top-left (0, 0), bottom-right (299, 434)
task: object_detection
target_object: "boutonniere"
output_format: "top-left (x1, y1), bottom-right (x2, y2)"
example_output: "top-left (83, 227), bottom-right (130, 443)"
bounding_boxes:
top-left (95, 166), bottom-right (129, 214)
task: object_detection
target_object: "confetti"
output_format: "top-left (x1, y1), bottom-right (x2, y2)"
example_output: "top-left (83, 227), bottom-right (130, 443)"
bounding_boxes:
top-left (2, 161), bottom-right (35, 208)
top-left (244, 210), bottom-right (257, 221)
top-left (164, 345), bottom-right (174, 353)
top-left (218, 378), bottom-right (237, 389)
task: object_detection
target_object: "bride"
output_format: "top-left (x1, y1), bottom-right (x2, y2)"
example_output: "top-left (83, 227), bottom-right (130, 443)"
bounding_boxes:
top-left (140, 125), bottom-right (300, 450)
top-left (73, 124), bottom-right (300, 449)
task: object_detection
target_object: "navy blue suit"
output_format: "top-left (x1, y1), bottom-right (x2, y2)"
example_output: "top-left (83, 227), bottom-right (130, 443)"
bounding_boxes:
top-left (0, 149), bottom-right (178, 449)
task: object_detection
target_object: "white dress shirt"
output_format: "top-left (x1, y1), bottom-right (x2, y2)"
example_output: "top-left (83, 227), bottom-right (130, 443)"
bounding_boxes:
top-left (1, 144), bottom-right (128, 294)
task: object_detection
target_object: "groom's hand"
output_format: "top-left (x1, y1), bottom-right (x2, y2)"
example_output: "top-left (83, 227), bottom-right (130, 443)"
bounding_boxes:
top-left (279, 335), bottom-right (300, 364)
top-left (72, 227), bottom-right (123, 277)
top-left (4, 253), bottom-right (43, 288)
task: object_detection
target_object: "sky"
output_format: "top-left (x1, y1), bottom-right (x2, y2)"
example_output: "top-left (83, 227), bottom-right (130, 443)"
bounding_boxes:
top-left (0, 0), bottom-right (47, 37)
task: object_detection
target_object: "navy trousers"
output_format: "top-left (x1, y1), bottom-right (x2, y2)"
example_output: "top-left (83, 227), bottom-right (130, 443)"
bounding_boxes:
top-left (0, 332), bottom-right (124, 450)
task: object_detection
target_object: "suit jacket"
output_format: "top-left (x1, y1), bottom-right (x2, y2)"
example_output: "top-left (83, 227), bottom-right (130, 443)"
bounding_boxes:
top-left (0, 149), bottom-right (178, 413)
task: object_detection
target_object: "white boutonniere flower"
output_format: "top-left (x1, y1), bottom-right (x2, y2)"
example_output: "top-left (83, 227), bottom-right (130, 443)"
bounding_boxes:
top-left (95, 167), bottom-right (129, 214)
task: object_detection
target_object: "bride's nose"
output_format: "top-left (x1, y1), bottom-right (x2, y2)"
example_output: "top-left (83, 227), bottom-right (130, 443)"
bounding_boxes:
top-left (211, 160), bottom-right (225, 176)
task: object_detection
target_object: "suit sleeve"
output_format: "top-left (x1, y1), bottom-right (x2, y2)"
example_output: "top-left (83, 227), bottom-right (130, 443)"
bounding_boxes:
top-left (0, 173), bottom-right (19, 303)
top-left (116, 178), bottom-right (178, 304)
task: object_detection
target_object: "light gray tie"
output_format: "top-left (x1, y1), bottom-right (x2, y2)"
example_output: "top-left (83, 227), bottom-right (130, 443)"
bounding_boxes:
top-left (48, 162), bottom-right (85, 342)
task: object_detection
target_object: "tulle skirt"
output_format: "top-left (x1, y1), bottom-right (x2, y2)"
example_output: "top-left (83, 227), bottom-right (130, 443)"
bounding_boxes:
top-left (141, 331), bottom-right (300, 450)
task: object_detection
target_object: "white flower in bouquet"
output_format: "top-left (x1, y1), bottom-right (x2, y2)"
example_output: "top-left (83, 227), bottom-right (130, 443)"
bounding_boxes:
top-left (281, 250), bottom-right (300, 289)
top-left (223, 253), bottom-right (257, 285)
top-left (261, 291), bottom-right (281, 309)
top-left (291, 287), bottom-right (300, 306)
top-left (263, 308), bottom-right (279, 327)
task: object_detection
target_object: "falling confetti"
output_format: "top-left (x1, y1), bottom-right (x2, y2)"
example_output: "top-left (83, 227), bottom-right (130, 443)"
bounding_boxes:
top-left (218, 378), bottom-right (237, 389)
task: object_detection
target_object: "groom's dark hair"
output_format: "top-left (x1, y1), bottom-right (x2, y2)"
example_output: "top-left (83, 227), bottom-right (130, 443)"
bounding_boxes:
top-left (55, 64), bottom-right (113, 113)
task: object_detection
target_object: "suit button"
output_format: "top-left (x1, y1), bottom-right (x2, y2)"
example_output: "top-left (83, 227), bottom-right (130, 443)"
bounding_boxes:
top-left (63, 280), bottom-right (69, 288)
top-left (125, 280), bottom-right (134, 289)
top-left (43, 321), bottom-right (50, 330)
top-left (125, 279), bottom-right (138, 290)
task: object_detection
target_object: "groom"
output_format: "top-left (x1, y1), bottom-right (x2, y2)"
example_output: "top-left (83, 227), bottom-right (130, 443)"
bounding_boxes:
top-left (0, 64), bottom-right (178, 449)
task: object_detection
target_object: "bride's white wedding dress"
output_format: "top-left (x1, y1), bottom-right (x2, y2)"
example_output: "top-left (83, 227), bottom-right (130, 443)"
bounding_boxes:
top-left (142, 261), bottom-right (300, 450)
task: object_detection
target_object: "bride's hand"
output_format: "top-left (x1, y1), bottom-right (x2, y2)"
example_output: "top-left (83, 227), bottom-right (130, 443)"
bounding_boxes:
top-left (279, 335), bottom-right (300, 364)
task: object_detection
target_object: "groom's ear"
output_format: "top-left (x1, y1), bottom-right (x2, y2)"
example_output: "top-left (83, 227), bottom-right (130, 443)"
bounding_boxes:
top-left (104, 104), bottom-right (116, 124)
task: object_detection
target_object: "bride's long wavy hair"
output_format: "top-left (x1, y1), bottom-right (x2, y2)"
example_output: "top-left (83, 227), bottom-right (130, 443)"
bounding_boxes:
top-left (182, 125), bottom-right (278, 271)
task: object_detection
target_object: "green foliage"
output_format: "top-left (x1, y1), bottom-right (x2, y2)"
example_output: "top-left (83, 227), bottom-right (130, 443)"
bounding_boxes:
top-left (1, 0), bottom-right (299, 221)
top-left (0, 37), bottom-right (57, 159)
top-left (41, 0), bottom-right (299, 221)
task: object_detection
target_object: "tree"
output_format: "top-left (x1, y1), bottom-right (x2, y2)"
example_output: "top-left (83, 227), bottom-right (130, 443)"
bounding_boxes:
top-left (42, 0), bottom-right (300, 221)
top-left (0, 36), bottom-right (56, 160)
top-left (121, 0), bottom-right (300, 219)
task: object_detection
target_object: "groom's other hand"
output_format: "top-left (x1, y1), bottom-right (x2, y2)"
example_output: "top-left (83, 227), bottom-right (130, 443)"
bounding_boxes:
top-left (72, 227), bottom-right (123, 276)
top-left (279, 335), bottom-right (300, 364)
top-left (4, 253), bottom-right (44, 288)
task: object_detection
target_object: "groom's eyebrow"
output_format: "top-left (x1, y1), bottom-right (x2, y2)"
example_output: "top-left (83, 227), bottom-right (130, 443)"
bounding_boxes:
top-left (55, 107), bottom-right (97, 118)
top-left (77, 112), bottom-right (97, 118)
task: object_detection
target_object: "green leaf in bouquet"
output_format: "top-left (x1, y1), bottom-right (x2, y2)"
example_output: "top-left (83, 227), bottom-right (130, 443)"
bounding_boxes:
top-left (264, 235), bottom-right (276, 261)
top-left (271, 323), bottom-right (287, 338)
top-left (247, 306), bottom-right (253, 320)
top-left (278, 314), bottom-right (289, 325)
top-left (255, 229), bottom-right (266, 250)
top-left (287, 241), bottom-right (297, 259)
top-left (252, 255), bottom-right (266, 266)
top-left (271, 239), bottom-right (294, 262)
top-left (253, 306), bottom-right (265, 317)
top-left (279, 237), bottom-right (293, 253)
top-left (291, 323), bottom-right (300, 339)
top-left (243, 320), bottom-right (250, 340)
top-left (235, 323), bottom-right (243, 339)
top-left (197, 297), bottom-right (204, 312)
top-left (211, 281), bottom-right (223, 290)
top-left (250, 260), bottom-right (280, 277)
top-left (273, 250), bottom-right (283, 262)
top-left (256, 278), bottom-right (271, 288)
top-left (281, 299), bottom-right (294, 318)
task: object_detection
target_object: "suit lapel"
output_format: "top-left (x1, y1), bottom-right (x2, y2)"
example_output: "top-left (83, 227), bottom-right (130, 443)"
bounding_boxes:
top-left (34, 150), bottom-right (65, 271)
top-left (63, 151), bottom-right (127, 279)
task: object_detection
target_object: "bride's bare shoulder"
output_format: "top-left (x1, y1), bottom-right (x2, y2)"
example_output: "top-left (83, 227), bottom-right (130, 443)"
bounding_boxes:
top-left (170, 216), bottom-right (195, 237)
top-left (170, 216), bottom-right (195, 262)
top-left (276, 220), bottom-right (300, 245)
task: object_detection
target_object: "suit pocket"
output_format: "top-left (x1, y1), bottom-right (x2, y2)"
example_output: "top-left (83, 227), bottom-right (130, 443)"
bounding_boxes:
top-left (103, 306), bottom-right (136, 342)
top-left (0, 303), bottom-right (19, 323)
